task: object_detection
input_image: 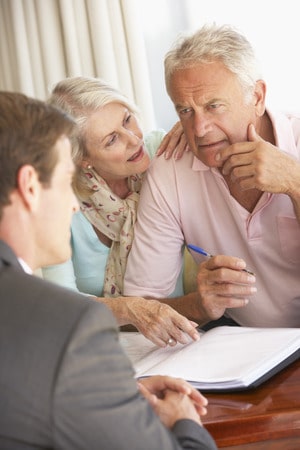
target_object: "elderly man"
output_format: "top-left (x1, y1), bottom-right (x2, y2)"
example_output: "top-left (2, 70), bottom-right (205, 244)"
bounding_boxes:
top-left (124, 24), bottom-right (300, 330)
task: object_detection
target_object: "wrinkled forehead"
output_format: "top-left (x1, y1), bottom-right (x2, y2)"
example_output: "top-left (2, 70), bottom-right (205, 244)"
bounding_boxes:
top-left (169, 62), bottom-right (242, 105)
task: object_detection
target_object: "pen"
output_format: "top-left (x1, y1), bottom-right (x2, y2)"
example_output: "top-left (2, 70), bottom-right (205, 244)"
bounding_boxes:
top-left (187, 244), bottom-right (255, 276)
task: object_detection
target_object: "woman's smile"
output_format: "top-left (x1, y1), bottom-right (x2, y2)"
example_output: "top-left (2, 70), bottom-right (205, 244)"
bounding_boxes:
top-left (127, 146), bottom-right (146, 162)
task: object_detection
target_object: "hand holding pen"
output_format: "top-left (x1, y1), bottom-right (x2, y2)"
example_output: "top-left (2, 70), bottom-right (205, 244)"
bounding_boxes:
top-left (186, 244), bottom-right (257, 322)
top-left (187, 244), bottom-right (255, 276)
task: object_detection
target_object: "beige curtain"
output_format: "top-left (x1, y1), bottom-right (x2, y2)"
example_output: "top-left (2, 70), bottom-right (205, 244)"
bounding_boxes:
top-left (0, 0), bottom-right (156, 130)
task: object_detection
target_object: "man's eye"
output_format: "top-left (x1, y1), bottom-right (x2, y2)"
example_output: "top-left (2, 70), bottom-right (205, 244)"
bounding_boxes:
top-left (179, 107), bottom-right (192, 115)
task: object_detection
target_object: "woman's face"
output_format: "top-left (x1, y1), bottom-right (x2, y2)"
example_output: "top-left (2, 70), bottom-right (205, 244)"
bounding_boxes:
top-left (81, 102), bottom-right (150, 181)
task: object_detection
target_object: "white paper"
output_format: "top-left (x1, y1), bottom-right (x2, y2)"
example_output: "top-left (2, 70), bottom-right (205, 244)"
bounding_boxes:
top-left (120, 326), bottom-right (300, 390)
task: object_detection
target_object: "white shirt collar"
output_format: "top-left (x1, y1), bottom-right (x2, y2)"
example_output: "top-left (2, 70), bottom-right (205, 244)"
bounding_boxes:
top-left (18, 258), bottom-right (33, 274)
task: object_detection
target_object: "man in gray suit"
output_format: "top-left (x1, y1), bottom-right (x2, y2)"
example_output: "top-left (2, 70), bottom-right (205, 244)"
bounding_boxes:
top-left (0, 92), bottom-right (217, 450)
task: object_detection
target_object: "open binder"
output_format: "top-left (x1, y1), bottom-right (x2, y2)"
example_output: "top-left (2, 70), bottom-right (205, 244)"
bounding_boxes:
top-left (120, 326), bottom-right (300, 392)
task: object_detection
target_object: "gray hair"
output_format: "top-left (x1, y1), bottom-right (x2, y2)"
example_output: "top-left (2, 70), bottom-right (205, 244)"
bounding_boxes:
top-left (48, 76), bottom-right (139, 165)
top-left (48, 76), bottom-right (139, 198)
top-left (164, 24), bottom-right (262, 103)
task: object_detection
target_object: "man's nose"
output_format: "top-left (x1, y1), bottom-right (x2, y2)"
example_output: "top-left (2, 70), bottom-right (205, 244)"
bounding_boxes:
top-left (193, 112), bottom-right (212, 137)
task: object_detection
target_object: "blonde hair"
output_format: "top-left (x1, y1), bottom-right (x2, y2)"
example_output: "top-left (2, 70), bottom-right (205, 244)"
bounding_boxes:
top-left (48, 76), bottom-right (139, 198)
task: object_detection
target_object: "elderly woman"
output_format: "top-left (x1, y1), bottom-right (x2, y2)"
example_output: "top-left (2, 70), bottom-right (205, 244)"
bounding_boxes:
top-left (42, 76), bottom-right (198, 347)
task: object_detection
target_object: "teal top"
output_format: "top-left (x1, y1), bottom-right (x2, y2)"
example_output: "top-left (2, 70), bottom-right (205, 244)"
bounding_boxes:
top-left (42, 130), bottom-right (184, 297)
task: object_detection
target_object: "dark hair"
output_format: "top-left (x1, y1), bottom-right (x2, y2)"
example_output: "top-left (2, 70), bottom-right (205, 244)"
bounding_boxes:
top-left (0, 91), bottom-right (76, 217)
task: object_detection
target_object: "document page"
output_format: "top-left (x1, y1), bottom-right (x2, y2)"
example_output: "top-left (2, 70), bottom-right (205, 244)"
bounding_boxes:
top-left (120, 327), bottom-right (300, 390)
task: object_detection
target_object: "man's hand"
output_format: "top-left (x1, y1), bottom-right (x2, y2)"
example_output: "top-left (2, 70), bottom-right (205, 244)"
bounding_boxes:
top-left (138, 375), bottom-right (208, 427)
top-left (218, 124), bottom-right (300, 195)
top-left (195, 254), bottom-right (256, 320)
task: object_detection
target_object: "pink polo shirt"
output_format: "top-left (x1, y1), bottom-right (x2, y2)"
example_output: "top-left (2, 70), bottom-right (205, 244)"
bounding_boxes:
top-left (124, 110), bottom-right (300, 327)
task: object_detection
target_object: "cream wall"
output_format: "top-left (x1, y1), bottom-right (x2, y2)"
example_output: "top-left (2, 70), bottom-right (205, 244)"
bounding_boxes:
top-left (141, 0), bottom-right (300, 131)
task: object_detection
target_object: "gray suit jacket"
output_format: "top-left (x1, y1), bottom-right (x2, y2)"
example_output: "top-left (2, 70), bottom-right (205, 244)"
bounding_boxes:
top-left (0, 240), bottom-right (217, 450)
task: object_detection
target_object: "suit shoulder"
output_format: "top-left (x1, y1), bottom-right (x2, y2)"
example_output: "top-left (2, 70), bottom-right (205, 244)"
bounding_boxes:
top-left (0, 264), bottom-right (116, 330)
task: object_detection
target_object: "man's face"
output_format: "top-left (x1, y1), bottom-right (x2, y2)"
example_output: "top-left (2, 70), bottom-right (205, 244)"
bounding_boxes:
top-left (168, 60), bottom-right (259, 168)
top-left (37, 136), bottom-right (78, 267)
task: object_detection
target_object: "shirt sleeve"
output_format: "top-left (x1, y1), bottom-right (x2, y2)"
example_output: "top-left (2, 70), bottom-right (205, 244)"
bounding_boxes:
top-left (124, 155), bottom-right (185, 298)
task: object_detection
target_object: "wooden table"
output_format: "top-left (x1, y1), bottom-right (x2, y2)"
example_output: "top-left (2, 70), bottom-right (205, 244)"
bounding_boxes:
top-left (202, 358), bottom-right (300, 448)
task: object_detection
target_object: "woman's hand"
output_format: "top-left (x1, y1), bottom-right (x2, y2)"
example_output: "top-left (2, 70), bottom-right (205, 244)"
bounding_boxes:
top-left (124, 297), bottom-right (200, 347)
top-left (98, 296), bottom-right (199, 347)
top-left (156, 121), bottom-right (189, 160)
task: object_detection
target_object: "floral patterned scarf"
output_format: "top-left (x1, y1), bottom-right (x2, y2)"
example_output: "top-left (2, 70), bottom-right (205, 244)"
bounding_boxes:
top-left (79, 167), bottom-right (143, 297)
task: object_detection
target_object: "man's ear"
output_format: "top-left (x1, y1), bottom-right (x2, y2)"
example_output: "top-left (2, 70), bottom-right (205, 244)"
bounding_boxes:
top-left (17, 165), bottom-right (41, 212)
top-left (253, 79), bottom-right (266, 117)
